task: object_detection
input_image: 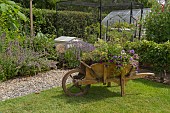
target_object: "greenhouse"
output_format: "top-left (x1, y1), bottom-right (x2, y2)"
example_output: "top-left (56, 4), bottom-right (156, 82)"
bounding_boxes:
top-left (102, 8), bottom-right (151, 26)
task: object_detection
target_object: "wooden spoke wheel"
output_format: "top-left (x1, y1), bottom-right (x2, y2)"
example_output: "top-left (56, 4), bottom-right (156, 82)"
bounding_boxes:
top-left (62, 68), bottom-right (91, 96)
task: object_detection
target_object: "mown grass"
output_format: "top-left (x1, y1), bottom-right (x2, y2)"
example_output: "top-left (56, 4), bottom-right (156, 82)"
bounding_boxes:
top-left (0, 79), bottom-right (170, 113)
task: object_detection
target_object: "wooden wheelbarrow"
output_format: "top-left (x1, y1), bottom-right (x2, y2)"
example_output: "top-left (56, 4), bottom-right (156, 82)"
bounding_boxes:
top-left (62, 61), bottom-right (154, 96)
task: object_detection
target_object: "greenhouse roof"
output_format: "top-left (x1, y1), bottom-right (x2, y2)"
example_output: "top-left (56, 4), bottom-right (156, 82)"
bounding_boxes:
top-left (102, 8), bottom-right (151, 26)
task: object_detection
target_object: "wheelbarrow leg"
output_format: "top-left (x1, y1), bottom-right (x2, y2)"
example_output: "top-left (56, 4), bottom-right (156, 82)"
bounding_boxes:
top-left (120, 75), bottom-right (125, 97)
top-left (107, 82), bottom-right (111, 87)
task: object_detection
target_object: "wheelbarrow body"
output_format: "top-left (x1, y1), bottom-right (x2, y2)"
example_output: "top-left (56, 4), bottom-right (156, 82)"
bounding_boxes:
top-left (62, 61), bottom-right (154, 96)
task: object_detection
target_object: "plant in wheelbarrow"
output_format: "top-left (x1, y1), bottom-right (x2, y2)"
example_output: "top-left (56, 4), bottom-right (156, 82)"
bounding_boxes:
top-left (82, 39), bottom-right (139, 73)
top-left (62, 39), bottom-right (154, 97)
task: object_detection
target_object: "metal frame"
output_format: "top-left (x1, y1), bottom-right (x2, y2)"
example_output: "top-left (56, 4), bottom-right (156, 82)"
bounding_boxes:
top-left (56, 0), bottom-right (144, 40)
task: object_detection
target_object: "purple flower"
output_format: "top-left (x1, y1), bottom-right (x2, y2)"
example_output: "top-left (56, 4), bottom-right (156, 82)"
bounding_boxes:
top-left (121, 50), bottom-right (126, 54)
top-left (113, 55), bottom-right (117, 59)
top-left (117, 64), bottom-right (122, 67)
top-left (130, 57), bottom-right (133, 61)
top-left (118, 56), bottom-right (122, 59)
top-left (133, 54), bottom-right (139, 59)
top-left (124, 56), bottom-right (127, 59)
top-left (72, 40), bottom-right (95, 52)
top-left (109, 60), bottom-right (113, 62)
top-left (129, 49), bottom-right (135, 54)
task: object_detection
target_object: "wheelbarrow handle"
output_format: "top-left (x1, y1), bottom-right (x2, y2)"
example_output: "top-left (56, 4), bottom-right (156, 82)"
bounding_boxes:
top-left (80, 61), bottom-right (91, 69)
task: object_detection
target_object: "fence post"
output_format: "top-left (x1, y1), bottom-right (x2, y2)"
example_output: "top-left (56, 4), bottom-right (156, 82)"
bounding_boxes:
top-left (30, 0), bottom-right (34, 37)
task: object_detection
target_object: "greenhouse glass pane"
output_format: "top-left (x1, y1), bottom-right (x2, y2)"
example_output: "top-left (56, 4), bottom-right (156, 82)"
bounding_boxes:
top-left (102, 8), bottom-right (151, 26)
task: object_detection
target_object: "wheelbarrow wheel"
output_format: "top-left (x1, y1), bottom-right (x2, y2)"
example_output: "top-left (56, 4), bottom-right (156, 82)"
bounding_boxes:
top-left (62, 68), bottom-right (91, 96)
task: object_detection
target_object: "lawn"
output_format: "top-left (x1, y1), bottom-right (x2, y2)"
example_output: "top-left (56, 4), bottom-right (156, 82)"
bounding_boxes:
top-left (0, 79), bottom-right (170, 113)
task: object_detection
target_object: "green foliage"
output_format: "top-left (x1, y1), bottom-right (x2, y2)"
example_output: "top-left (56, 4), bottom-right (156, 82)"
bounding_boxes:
top-left (0, 55), bottom-right (18, 80)
top-left (23, 9), bottom-right (97, 38)
top-left (124, 40), bottom-right (170, 73)
top-left (0, 33), bottom-right (57, 81)
top-left (63, 48), bottom-right (80, 68)
top-left (13, 0), bottom-right (60, 9)
top-left (0, 0), bottom-right (27, 33)
top-left (57, 47), bottom-right (80, 69)
top-left (135, 0), bottom-right (153, 7)
top-left (32, 32), bottom-right (58, 60)
top-left (144, 2), bottom-right (170, 43)
top-left (108, 22), bottom-right (135, 44)
top-left (82, 39), bottom-right (139, 71)
top-left (57, 11), bottom-right (98, 38)
top-left (84, 23), bottom-right (105, 44)
top-left (82, 39), bottom-right (109, 63)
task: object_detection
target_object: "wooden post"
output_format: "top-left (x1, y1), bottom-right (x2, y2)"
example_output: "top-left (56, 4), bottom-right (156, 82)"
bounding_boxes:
top-left (120, 75), bottom-right (125, 97)
top-left (107, 82), bottom-right (111, 87)
top-left (103, 64), bottom-right (108, 85)
top-left (30, 0), bottom-right (33, 37)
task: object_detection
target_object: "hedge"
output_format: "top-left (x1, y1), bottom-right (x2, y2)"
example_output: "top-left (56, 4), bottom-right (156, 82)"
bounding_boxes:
top-left (24, 9), bottom-right (98, 38)
top-left (125, 40), bottom-right (170, 73)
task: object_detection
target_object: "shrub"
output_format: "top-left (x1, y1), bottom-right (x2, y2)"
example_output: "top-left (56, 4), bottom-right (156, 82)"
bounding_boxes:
top-left (124, 40), bottom-right (170, 74)
top-left (0, 35), bottom-right (56, 81)
top-left (144, 2), bottom-right (170, 43)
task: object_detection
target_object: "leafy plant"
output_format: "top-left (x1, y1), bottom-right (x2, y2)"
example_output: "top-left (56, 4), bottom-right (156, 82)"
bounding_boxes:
top-left (144, 1), bottom-right (170, 43)
top-left (84, 23), bottom-right (105, 44)
top-left (63, 47), bottom-right (80, 69)
top-left (124, 40), bottom-right (170, 80)
top-left (0, 0), bottom-right (27, 33)
top-left (107, 22), bottom-right (135, 44)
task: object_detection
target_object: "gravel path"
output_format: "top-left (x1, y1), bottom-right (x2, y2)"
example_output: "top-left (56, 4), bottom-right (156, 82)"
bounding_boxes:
top-left (0, 69), bottom-right (70, 101)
